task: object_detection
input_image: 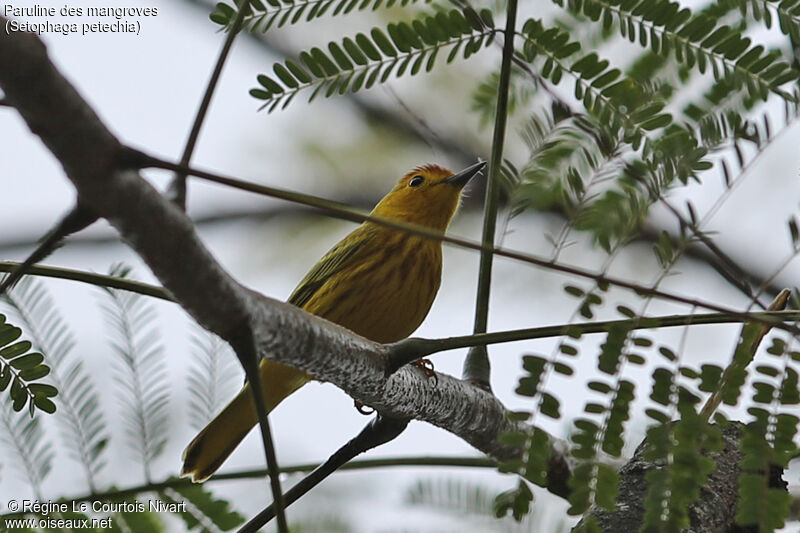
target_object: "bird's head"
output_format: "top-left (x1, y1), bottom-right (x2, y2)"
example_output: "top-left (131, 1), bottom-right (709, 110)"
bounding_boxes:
top-left (371, 161), bottom-right (486, 231)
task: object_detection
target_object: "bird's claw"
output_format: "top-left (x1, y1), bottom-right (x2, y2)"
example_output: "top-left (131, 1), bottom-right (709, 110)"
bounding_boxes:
top-left (354, 400), bottom-right (374, 415)
top-left (412, 358), bottom-right (438, 385)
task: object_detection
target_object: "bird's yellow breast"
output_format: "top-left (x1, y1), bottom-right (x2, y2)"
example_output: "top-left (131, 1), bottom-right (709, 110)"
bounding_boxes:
top-left (302, 232), bottom-right (442, 343)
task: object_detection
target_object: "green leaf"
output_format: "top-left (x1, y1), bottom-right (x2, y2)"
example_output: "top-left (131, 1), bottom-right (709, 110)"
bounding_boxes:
top-left (300, 50), bottom-right (325, 77)
top-left (273, 63), bottom-right (299, 88)
top-left (9, 352), bottom-right (44, 370)
top-left (370, 28), bottom-right (397, 57)
top-left (19, 364), bottom-right (50, 381)
top-left (285, 59), bottom-right (311, 83)
top-left (161, 482), bottom-right (245, 531)
top-left (328, 42), bottom-right (354, 70)
top-left (209, 2), bottom-right (234, 25)
top-left (28, 383), bottom-right (58, 397)
top-left (257, 74), bottom-right (284, 93)
top-left (595, 463), bottom-right (619, 510)
top-left (33, 395), bottom-right (56, 414)
top-left (493, 479), bottom-right (532, 521)
top-left (540, 392), bottom-right (560, 418)
top-left (0, 365), bottom-right (11, 390)
top-left (109, 501), bottom-right (163, 531)
top-left (0, 323), bottom-right (22, 347)
top-left (0, 339), bottom-right (31, 357)
top-left (310, 47), bottom-right (339, 75)
top-left (356, 32), bottom-right (381, 60)
top-left (342, 37), bottom-right (368, 66)
top-left (250, 88), bottom-right (271, 100)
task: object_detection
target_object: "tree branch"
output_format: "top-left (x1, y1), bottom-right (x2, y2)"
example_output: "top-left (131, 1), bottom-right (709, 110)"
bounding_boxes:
top-left (240, 415), bottom-right (410, 532)
top-left (0, 203), bottom-right (97, 296)
top-left (574, 423), bottom-right (787, 531)
top-left (0, 455), bottom-right (496, 521)
top-left (168, 0), bottom-right (252, 209)
top-left (0, 16), bottom-right (571, 496)
top-left (463, 0), bottom-right (518, 388)
top-left (129, 155), bottom-right (800, 336)
top-left (176, 0), bottom-right (788, 310)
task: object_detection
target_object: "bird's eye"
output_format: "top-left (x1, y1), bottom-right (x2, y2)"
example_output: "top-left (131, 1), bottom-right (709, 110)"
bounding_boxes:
top-left (409, 175), bottom-right (425, 188)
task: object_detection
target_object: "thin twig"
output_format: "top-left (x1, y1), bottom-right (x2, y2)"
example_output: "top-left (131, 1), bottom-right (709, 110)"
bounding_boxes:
top-left (701, 290), bottom-right (791, 420)
top-left (165, 1), bottom-right (284, 522)
top-left (0, 456), bottom-right (494, 519)
top-left (0, 204), bottom-right (98, 296)
top-left (3, 258), bottom-right (797, 358)
top-left (129, 152), bottom-right (800, 335)
top-left (168, 0), bottom-right (252, 209)
top-left (658, 197), bottom-right (765, 308)
top-left (0, 261), bottom-right (172, 300)
top-left (387, 309), bottom-right (800, 370)
top-left (228, 325), bottom-right (288, 531)
top-left (462, 0), bottom-right (518, 388)
top-left (240, 416), bottom-right (408, 531)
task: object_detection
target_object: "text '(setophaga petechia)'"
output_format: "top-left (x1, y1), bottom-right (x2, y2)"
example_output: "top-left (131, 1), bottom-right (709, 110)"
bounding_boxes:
top-left (181, 161), bottom-right (486, 482)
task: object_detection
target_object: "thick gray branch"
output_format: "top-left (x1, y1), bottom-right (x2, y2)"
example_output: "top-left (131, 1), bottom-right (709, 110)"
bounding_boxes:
top-left (0, 20), bottom-right (569, 493)
top-left (575, 423), bottom-right (786, 532)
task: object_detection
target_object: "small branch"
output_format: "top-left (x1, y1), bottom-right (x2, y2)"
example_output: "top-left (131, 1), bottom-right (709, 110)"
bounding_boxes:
top-left (0, 204), bottom-right (785, 305)
top-left (0, 261), bottom-right (172, 301)
top-left (126, 152), bottom-right (800, 336)
top-left (658, 197), bottom-right (766, 309)
top-left (637, 222), bottom-right (785, 303)
top-left (3, 258), bottom-right (799, 361)
top-left (240, 415), bottom-right (409, 532)
top-left (387, 309), bottom-right (800, 372)
top-left (0, 203), bottom-right (98, 296)
top-left (463, 0), bottom-right (518, 388)
top-left (0, 455), bottom-right (495, 520)
top-left (700, 289), bottom-right (791, 420)
top-left (168, 0), bottom-right (251, 209)
top-left (575, 422), bottom-right (787, 530)
top-left (227, 323), bottom-right (288, 531)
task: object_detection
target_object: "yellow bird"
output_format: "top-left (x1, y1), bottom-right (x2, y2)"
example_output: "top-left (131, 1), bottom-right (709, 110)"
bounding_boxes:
top-left (181, 161), bottom-right (485, 482)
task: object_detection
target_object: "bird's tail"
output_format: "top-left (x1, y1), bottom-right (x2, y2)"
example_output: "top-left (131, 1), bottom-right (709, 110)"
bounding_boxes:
top-left (181, 360), bottom-right (310, 483)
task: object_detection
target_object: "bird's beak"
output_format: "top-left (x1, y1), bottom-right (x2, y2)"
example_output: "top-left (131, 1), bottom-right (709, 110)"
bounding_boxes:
top-left (444, 161), bottom-right (486, 188)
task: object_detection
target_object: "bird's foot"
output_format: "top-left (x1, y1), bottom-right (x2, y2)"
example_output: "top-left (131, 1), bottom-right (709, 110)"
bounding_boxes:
top-left (354, 400), bottom-right (374, 415)
top-left (412, 358), bottom-right (438, 385)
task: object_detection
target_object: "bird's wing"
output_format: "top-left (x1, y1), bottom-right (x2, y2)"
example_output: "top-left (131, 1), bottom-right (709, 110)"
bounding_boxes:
top-left (288, 232), bottom-right (370, 309)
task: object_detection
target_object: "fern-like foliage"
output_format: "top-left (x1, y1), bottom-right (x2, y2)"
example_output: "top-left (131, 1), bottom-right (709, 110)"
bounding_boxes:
top-left (494, 0), bottom-right (799, 254)
top-left (732, 335), bottom-right (796, 529)
top-left (250, 7), bottom-right (496, 111)
top-left (406, 477), bottom-right (570, 532)
top-left (2, 278), bottom-right (108, 489)
top-left (0, 400), bottom-right (53, 496)
top-left (471, 65), bottom-right (536, 127)
top-left (106, 500), bottom-right (164, 531)
top-left (284, 514), bottom-right (353, 533)
top-left (160, 483), bottom-right (245, 532)
top-left (510, 108), bottom-right (623, 234)
top-left (99, 265), bottom-right (169, 482)
top-left (0, 313), bottom-right (57, 417)
top-left (719, 0), bottom-right (800, 43)
top-left (641, 404), bottom-right (721, 529)
top-left (211, 0), bottom-right (431, 32)
top-left (186, 329), bottom-right (240, 431)
top-left (560, 0), bottom-right (799, 102)
top-left (518, 18), bottom-right (673, 149)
